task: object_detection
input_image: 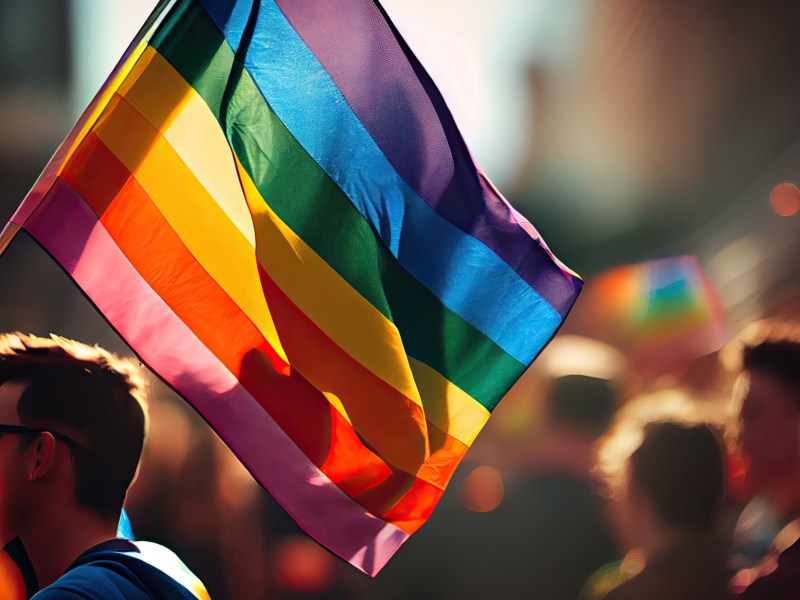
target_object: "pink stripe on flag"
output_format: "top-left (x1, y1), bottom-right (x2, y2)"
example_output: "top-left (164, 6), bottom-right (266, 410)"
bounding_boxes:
top-left (22, 178), bottom-right (409, 576)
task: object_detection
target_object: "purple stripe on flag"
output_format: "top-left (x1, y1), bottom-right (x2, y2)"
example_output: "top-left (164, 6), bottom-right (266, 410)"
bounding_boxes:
top-left (273, 0), bottom-right (453, 206)
top-left (274, 0), bottom-right (582, 316)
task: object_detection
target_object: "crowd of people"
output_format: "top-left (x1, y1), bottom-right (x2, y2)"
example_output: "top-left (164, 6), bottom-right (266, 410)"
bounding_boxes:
top-left (0, 324), bottom-right (798, 599)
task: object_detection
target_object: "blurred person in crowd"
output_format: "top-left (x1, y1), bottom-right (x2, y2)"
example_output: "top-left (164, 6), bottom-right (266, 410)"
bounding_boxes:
top-left (732, 339), bottom-right (800, 598)
top-left (0, 332), bottom-right (208, 599)
top-left (602, 421), bottom-right (728, 600)
top-left (371, 373), bottom-right (621, 600)
top-left (497, 373), bottom-right (622, 599)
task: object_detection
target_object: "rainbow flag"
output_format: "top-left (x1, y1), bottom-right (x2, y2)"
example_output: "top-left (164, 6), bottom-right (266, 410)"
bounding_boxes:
top-left (1, 0), bottom-right (581, 574)
top-left (580, 256), bottom-right (725, 374)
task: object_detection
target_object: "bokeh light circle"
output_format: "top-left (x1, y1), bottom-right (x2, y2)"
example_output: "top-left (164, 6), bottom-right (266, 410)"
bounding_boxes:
top-left (769, 182), bottom-right (800, 217)
top-left (273, 537), bottom-right (335, 594)
top-left (461, 465), bottom-right (504, 512)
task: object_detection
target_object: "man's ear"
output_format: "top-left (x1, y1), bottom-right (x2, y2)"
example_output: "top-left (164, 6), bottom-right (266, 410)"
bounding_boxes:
top-left (27, 432), bottom-right (57, 482)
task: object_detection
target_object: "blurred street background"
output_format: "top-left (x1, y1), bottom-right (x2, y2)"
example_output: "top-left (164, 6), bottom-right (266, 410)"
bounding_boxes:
top-left (0, 1), bottom-right (798, 598)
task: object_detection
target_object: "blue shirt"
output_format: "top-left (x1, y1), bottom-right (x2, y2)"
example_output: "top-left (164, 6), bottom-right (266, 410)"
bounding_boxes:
top-left (32, 539), bottom-right (207, 600)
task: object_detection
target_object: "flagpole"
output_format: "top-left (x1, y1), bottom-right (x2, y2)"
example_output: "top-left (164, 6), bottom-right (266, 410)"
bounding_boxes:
top-left (0, 221), bottom-right (20, 258)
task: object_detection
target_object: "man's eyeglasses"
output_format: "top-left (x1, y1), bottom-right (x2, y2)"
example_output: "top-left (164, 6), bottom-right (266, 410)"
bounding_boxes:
top-left (0, 424), bottom-right (80, 449)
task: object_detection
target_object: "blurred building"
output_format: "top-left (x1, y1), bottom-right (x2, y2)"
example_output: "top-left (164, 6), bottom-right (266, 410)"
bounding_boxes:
top-left (508, 0), bottom-right (800, 323)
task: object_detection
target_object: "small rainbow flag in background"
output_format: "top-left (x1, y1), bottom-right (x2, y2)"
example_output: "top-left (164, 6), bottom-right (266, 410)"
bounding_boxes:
top-left (0, 0), bottom-right (581, 574)
top-left (576, 255), bottom-right (725, 375)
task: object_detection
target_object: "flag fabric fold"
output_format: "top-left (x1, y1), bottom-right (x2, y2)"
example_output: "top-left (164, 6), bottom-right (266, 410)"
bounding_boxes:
top-left (5, 0), bottom-right (581, 575)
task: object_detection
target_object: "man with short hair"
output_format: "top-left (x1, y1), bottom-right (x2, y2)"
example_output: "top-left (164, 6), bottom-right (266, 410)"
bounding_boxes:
top-left (734, 339), bottom-right (800, 598)
top-left (0, 332), bottom-right (208, 599)
top-left (603, 421), bottom-right (729, 600)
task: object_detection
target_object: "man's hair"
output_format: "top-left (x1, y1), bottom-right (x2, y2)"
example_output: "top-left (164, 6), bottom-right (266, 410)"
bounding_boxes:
top-left (0, 333), bottom-right (148, 520)
top-left (631, 421), bottom-right (724, 532)
top-left (742, 340), bottom-right (800, 398)
top-left (548, 374), bottom-right (618, 438)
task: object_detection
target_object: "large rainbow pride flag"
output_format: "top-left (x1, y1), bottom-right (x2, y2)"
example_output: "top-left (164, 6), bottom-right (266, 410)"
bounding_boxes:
top-left (1, 0), bottom-right (581, 574)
